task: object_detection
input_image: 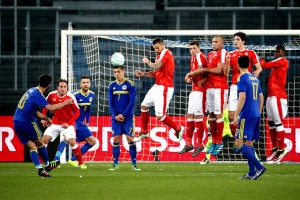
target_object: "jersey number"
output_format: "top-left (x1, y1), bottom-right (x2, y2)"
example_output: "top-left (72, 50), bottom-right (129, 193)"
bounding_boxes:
top-left (18, 93), bottom-right (29, 109)
top-left (252, 82), bottom-right (258, 100)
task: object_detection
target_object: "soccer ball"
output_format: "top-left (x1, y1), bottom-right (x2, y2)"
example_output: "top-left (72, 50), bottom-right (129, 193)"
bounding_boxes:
top-left (110, 52), bottom-right (125, 66)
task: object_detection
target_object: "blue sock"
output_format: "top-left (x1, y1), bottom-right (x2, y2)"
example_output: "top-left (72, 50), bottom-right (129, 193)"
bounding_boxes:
top-left (30, 150), bottom-right (42, 168)
top-left (240, 144), bottom-right (263, 170)
top-left (71, 143), bottom-right (93, 161)
top-left (37, 145), bottom-right (49, 166)
top-left (129, 142), bottom-right (137, 165)
top-left (54, 141), bottom-right (68, 161)
top-left (247, 147), bottom-right (256, 176)
top-left (112, 142), bottom-right (120, 165)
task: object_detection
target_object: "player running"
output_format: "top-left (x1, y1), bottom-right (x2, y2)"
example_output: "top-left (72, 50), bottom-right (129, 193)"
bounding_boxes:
top-left (13, 74), bottom-right (72, 177)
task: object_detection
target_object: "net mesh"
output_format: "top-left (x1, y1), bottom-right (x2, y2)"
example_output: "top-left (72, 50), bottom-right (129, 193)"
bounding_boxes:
top-left (65, 33), bottom-right (300, 163)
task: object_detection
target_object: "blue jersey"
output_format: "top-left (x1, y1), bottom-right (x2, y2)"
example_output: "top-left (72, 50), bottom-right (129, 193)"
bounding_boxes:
top-left (73, 89), bottom-right (95, 130)
top-left (13, 87), bottom-right (49, 122)
top-left (108, 79), bottom-right (135, 118)
top-left (237, 72), bottom-right (262, 118)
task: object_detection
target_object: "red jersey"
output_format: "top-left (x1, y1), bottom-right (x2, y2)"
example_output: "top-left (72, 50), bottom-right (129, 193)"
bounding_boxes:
top-left (261, 57), bottom-right (288, 99)
top-left (44, 91), bottom-right (80, 125)
top-left (190, 52), bottom-right (208, 91)
top-left (206, 49), bottom-right (228, 89)
top-left (228, 49), bottom-right (259, 84)
top-left (154, 49), bottom-right (175, 87)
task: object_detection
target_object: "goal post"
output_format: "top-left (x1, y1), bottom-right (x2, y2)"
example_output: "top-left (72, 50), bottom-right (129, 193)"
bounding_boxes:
top-left (61, 29), bottom-right (300, 163)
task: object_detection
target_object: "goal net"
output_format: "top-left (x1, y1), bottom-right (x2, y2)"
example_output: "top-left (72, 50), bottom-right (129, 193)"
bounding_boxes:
top-left (61, 30), bottom-right (300, 163)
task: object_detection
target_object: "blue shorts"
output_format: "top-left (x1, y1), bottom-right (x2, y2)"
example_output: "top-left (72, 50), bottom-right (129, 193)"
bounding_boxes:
top-left (112, 117), bottom-right (134, 137)
top-left (14, 121), bottom-right (42, 144)
top-left (76, 124), bottom-right (93, 142)
top-left (235, 117), bottom-right (260, 141)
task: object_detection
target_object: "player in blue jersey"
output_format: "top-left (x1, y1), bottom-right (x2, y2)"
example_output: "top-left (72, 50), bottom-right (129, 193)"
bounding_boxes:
top-left (13, 74), bottom-right (72, 177)
top-left (56, 76), bottom-right (97, 167)
top-left (233, 56), bottom-right (266, 180)
top-left (108, 65), bottom-right (140, 171)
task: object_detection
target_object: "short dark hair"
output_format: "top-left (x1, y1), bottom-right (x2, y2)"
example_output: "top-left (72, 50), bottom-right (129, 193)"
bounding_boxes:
top-left (113, 65), bottom-right (125, 70)
top-left (189, 40), bottom-right (199, 46)
top-left (56, 79), bottom-right (68, 86)
top-left (80, 75), bottom-right (90, 80)
top-left (213, 35), bottom-right (224, 43)
top-left (276, 44), bottom-right (286, 55)
top-left (152, 37), bottom-right (164, 45)
top-left (234, 31), bottom-right (247, 43)
top-left (39, 74), bottom-right (52, 87)
top-left (238, 56), bottom-right (250, 69)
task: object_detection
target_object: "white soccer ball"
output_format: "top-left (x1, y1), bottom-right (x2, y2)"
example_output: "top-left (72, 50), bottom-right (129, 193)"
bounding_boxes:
top-left (111, 52), bottom-right (125, 66)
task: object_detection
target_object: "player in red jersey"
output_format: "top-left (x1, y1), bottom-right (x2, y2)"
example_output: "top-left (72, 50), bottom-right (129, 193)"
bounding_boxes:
top-left (134, 37), bottom-right (184, 142)
top-left (199, 36), bottom-right (229, 156)
top-left (179, 41), bottom-right (207, 156)
top-left (41, 79), bottom-right (86, 169)
top-left (260, 45), bottom-right (289, 163)
top-left (228, 32), bottom-right (262, 144)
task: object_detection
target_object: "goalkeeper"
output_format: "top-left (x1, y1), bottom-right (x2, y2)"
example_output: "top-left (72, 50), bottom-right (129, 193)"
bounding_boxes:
top-left (200, 108), bottom-right (231, 164)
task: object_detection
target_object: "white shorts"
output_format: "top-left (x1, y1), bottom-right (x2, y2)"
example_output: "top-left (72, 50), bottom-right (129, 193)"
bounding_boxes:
top-left (141, 84), bottom-right (174, 117)
top-left (228, 84), bottom-right (238, 111)
top-left (206, 88), bottom-right (228, 115)
top-left (266, 96), bottom-right (288, 124)
top-left (187, 91), bottom-right (204, 115)
top-left (43, 124), bottom-right (76, 142)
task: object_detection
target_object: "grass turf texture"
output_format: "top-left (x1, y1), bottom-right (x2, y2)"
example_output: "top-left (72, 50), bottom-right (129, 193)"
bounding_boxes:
top-left (0, 162), bottom-right (299, 200)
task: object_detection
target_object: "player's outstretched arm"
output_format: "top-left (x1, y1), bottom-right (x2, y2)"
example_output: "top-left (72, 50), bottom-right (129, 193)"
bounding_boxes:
top-left (36, 111), bottom-right (52, 127)
top-left (142, 57), bottom-right (163, 71)
top-left (259, 58), bottom-right (281, 69)
top-left (45, 98), bottom-right (73, 111)
top-left (135, 70), bottom-right (145, 77)
top-left (135, 70), bottom-right (155, 78)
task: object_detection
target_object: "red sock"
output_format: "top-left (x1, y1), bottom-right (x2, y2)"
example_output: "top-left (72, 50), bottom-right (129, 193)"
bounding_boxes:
top-left (216, 120), bottom-right (224, 144)
top-left (277, 130), bottom-right (285, 150)
top-left (141, 110), bottom-right (150, 133)
top-left (229, 123), bottom-right (236, 138)
top-left (269, 128), bottom-right (277, 148)
top-left (161, 115), bottom-right (180, 132)
top-left (186, 120), bottom-right (195, 146)
top-left (195, 119), bottom-right (204, 147)
top-left (210, 119), bottom-right (217, 144)
top-left (72, 145), bottom-right (83, 165)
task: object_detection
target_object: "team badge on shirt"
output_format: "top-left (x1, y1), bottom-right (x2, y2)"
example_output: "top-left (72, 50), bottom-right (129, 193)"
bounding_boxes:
top-left (89, 97), bottom-right (93, 102)
top-left (122, 85), bottom-right (127, 90)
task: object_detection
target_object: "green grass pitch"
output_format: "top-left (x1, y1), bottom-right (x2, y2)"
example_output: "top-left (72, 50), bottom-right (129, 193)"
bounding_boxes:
top-left (0, 162), bottom-right (299, 200)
